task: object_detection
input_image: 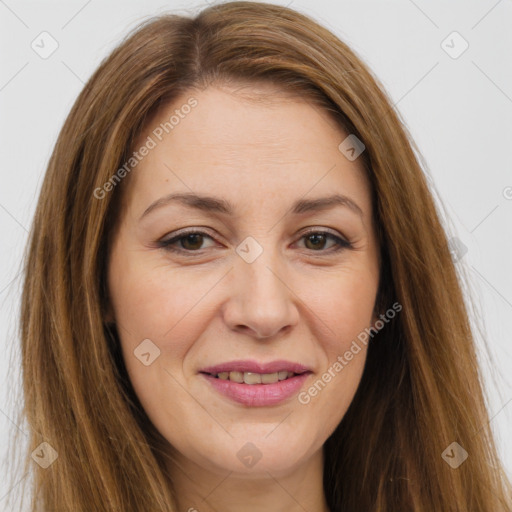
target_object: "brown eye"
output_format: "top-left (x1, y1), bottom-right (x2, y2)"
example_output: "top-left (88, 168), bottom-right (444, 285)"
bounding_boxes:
top-left (158, 230), bottom-right (216, 253)
top-left (299, 231), bottom-right (351, 252)
top-left (159, 229), bottom-right (351, 256)
top-left (180, 233), bottom-right (205, 251)
top-left (304, 233), bottom-right (328, 250)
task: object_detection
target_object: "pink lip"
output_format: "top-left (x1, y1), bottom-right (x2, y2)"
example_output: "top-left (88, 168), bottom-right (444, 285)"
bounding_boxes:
top-left (202, 373), bottom-right (310, 406)
top-left (200, 359), bottom-right (311, 375)
top-left (199, 360), bottom-right (312, 407)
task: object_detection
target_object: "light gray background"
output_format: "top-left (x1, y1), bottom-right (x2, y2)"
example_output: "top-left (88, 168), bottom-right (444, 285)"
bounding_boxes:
top-left (1, 0), bottom-right (511, 507)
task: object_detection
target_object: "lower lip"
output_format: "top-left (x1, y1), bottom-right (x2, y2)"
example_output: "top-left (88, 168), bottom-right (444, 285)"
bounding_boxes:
top-left (201, 372), bottom-right (311, 407)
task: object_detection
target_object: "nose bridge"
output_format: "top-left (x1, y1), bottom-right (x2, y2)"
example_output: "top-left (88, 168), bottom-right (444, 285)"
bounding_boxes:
top-left (224, 236), bottom-right (298, 338)
top-left (243, 246), bottom-right (284, 299)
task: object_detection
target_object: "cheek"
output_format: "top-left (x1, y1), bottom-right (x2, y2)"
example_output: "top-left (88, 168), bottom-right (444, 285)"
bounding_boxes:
top-left (107, 253), bottom-right (218, 433)
top-left (293, 270), bottom-right (375, 435)
top-left (108, 248), bottom-right (221, 363)
top-left (301, 264), bottom-right (378, 352)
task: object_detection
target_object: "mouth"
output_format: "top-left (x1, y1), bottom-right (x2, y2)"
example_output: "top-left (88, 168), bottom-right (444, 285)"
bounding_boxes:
top-left (203, 370), bottom-right (302, 384)
top-left (199, 360), bottom-right (312, 406)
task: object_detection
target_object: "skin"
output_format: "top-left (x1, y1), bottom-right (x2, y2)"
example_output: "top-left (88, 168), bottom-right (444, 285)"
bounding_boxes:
top-left (106, 82), bottom-right (380, 512)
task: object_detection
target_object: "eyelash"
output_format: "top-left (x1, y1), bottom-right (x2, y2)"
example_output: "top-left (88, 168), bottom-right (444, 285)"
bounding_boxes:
top-left (157, 228), bottom-right (352, 256)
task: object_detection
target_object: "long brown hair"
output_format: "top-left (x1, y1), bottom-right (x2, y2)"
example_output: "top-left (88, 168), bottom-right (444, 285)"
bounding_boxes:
top-left (11, 2), bottom-right (511, 510)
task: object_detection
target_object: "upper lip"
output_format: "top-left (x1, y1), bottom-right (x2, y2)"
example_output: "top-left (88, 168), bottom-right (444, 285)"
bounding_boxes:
top-left (200, 360), bottom-right (311, 375)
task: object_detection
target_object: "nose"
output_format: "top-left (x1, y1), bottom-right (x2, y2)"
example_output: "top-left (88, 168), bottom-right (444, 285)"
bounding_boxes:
top-left (222, 247), bottom-right (300, 339)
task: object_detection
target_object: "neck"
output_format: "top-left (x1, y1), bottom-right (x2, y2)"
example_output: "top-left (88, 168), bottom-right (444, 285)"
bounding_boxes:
top-left (167, 448), bottom-right (330, 512)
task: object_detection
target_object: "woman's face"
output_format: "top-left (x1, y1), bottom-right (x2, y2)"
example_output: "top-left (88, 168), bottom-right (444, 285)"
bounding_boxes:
top-left (107, 83), bottom-right (380, 478)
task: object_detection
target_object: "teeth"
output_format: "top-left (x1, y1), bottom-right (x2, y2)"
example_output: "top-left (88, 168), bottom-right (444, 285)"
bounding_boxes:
top-left (214, 371), bottom-right (296, 384)
top-left (229, 371), bottom-right (244, 383)
top-left (243, 372), bottom-right (261, 384)
top-left (261, 372), bottom-right (279, 384)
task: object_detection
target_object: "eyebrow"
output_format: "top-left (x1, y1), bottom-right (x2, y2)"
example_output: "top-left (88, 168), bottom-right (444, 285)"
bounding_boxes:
top-left (139, 192), bottom-right (364, 220)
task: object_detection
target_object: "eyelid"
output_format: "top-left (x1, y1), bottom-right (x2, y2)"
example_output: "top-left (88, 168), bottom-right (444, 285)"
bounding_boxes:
top-left (295, 228), bottom-right (352, 252)
top-left (158, 228), bottom-right (218, 250)
top-left (298, 226), bottom-right (349, 242)
top-left (157, 227), bottom-right (352, 255)
top-left (160, 226), bottom-right (216, 241)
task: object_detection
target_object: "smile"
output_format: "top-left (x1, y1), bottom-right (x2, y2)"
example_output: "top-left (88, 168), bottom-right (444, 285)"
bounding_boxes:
top-left (199, 360), bottom-right (312, 406)
top-left (209, 370), bottom-right (298, 384)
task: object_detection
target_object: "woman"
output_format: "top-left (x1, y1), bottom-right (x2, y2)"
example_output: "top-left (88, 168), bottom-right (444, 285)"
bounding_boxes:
top-left (14, 1), bottom-right (511, 510)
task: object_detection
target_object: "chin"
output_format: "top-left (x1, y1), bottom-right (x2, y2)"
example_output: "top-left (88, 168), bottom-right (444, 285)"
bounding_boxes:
top-left (185, 427), bottom-right (322, 477)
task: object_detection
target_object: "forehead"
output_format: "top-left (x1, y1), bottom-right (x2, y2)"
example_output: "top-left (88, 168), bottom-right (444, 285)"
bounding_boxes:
top-left (122, 83), bottom-right (371, 219)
